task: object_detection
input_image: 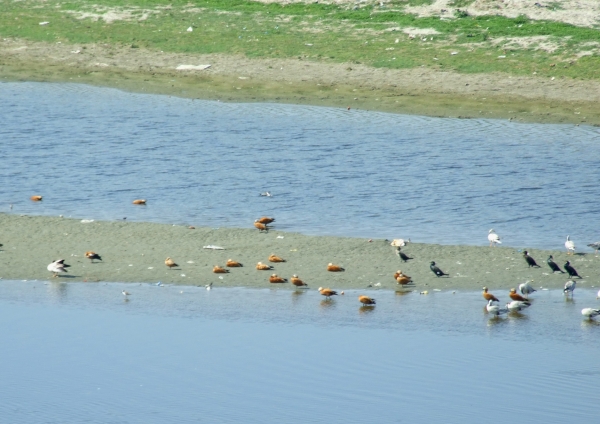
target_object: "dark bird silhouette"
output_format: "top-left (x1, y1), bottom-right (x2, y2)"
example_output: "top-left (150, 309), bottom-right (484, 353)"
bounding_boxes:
top-left (430, 261), bottom-right (449, 277)
top-left (564, 261), bottom-right (582, 278)
top-left (395, 247), bottom-right (413, 262)
top-left (523, 251), bottom-right (540, 268)
top-left (85, 251), bottom-right (102, 263)
top-left (546, 255), bottom-right (564, 273)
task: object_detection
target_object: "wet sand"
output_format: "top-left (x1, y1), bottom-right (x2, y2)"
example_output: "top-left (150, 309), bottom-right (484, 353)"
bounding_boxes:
top-left (1, 214), bottom-right (595, 291)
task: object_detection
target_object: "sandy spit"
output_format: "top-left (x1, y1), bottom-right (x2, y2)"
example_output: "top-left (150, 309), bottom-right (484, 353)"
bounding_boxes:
top-left (1, 214), bottom-right (595, 293)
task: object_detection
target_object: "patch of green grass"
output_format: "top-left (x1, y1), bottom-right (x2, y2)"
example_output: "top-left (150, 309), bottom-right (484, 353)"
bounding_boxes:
top-left (0, 0), bottom-right (599, 80)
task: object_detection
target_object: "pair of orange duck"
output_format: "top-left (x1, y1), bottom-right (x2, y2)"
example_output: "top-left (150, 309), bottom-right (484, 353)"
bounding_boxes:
top-left (254, 216), bottom-right (275, 232)
top-left (482, 287), bottom-right (530, 302)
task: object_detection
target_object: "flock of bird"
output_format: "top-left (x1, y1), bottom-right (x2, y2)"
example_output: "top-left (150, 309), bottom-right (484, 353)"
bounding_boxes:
top-left (23, 196), bottom-right (600, 320)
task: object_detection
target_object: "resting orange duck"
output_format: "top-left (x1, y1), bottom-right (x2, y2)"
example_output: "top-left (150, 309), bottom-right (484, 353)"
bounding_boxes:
top-left (213, 265), bottom-right (229, 274)
top-left (327, 263), bottom-right (345, 272)
top-left (226, 259), bottom-right (243, 267)
top-left (132, 199), bottom-right (146, 205)
top-left (395, 271), bottom-right (412, 285)
top-left (256, 262), bottom-right (273, 270)
top-left (268, 254), bottom-right (286, 263)
top-left (269, 274), bottom-right (287, 283)
top-left (358, 295), bottom-right (376, 305)
top-left (291, 275), bottom-right (307, 287)
top-left (30, 195), bottom-right (43, 201)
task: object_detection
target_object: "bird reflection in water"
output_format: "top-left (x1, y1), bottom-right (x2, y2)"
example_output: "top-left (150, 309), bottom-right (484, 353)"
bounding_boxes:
top-left (395, 290), bottom-right (412, 297)
top-left (359, 305), bottom-right (376, 315)
top-left (291, 289), bottom-right (306, 304)
top-left (320, 299), bottom-right (336, 310)
top-left (46, 281), bottom-right (68, 303)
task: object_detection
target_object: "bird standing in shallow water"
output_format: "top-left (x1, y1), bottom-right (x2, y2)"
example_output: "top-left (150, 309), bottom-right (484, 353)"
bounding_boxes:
top-left (507, 300), bottom-right (531, 312)
top-left (488, 229), bottom-right (501, 247)
top-left (519, 281), bottom-right (536, 298)
top-left (430, 261), bottom-right (449, 277)
top-left (122, 290), bottom-right (131, 297)
top-left (564, 261), bottom-right (581, 278)
top-left (482, 287), bottom-right (499, 302)
top-left (509, 288), bottom-right (529, 302)
top-left (581, 308), bottom-right (600, 319)
top-left (395, 247), bottom-right (413, 262)
top-left (486, 299), bottom-right (508, 316)
top-left (546, 255), bottom-right (564, 273)
top-left (291, 275), bottom-right (307, 288)
top-left (318, 287), bottom-right (338, 299)
top-left (523, 251), bottom-right (540, 268)
top-left (358, 295), bottom-right (376, 305)
top-left (565, 235), bottom-right (575, 255)
top-left (564, 280), bottom-right (576, 296)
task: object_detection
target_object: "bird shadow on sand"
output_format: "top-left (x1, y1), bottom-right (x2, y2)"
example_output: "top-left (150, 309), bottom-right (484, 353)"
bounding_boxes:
top-left (57, 275), bottom-right (79, 279)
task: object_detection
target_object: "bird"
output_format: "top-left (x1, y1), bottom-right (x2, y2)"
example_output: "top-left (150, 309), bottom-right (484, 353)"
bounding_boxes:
top-left (396, 271), bottom-right (413, 286)
top-left (430, 261), bottom-right (449, 277)
top-left (132, 199), bottom-right (146, 205)
top-left (518, 281), bottom-right (536, 298)
top-left (318, 287), bottom-right (338, 298)
top-left (509, 288), bottom-right (529, 302)
top-left (547, 255), bottom-right (564, 273)
top-left (358, 295), bottom-right (376, 305)
top-left (587, 242), bottom-right (600, 255)
top-left (85, 251), bottom-right (102, 263)
top-left (565, 235), bottom-right (575, 255)
top-left (395, 247), bottom-right (413, 262)
top-left (165, 257), bottom-right (178, 269)
top-left (564, 261), bottom-right (581, 278)
top-left (482, 287), bottom-right (499, 302)
top-left (327, 263), bottom-right (345, 272)
top-left (47, 259), bottom-right (70, 277)
top-left (523, 251), bottom-right (540, 268)
top-left (30, 195), bottom-right (43, 201)
top-left (268, 254), bottom-right (286, 263)
top-left (256, 262), bottom-right (273, 270)
top-left (254, 220), bottom-right (268, 232)
top-left (259, 191), bottom-right (272, 197)
top-left (212, 265), bottom-right (229, 274)
top-left (122, 290), bottom-right (131, 297)
top-left (597, 289), bottom-right (600, 299)
top-left (226, 259), bottom-right (243, 267)
top-left (269, 274), bottom-right (287, 283)
top-left (257, 216), bottom-right (275, 224)
top-left (507, 300), bottom-right (531, 312)
top-left (488, 229), bottom-right (501, 247)
top-left (486, 299), bottom-right (508, 316)
top-left (390, 238), bottom-right (410, 247)
top-left (581, 308), bottom-right (600, 319)
top-left (205, 283), bottom-right (213, 290)
top-left (291, 275), bottom-right (307, 287)
top-left (564, 280), bottom-right (576, 296)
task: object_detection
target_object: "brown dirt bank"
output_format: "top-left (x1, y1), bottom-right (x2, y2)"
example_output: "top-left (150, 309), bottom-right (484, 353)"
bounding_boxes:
top-left (1, 38), bottom-right (599, 125)
top-left (1, 214), bottom-right (597, 293)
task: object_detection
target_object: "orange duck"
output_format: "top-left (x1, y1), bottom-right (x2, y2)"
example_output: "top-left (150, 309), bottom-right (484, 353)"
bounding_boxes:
top-left (359, 295), bottom-right (376, 305)
top-left (318, 287), bottom-right (338, 298)
top-left (213, 265), bottom-right (229, 274)
top-left (291, 275), bottom-right (307, 287)
top-left (254, 220), bottom-right (268, 232)
top-left (85, 251), bottom-right (102, 263)
top-left (269, 274), bottom-right (287, 283)
top-left (509, 288), bottom-right (529, 302)
top-left (30, 195), bottom-right (43, 201)
top-left (327, 263), bottom-right (345, 272)
top-left (268, 254), bottom-right (286, 263)
top-left (256, 262), bottom-right (273, 270)
top-left (482, 287), bottom-right (499, 302)
top-left (132, 199), bottom-right (146, 205)
top-left (257, 217), bottom-right (275, 224)
top-left (165, 257), bottom-right (178, 269)
top-left (226, 259), bottom-right (243, 267)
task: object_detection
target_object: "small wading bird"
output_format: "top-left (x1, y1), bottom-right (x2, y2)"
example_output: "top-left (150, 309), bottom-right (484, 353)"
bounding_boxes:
top-left (507, 300), bottom-right (531, 312)
top-left (213, 265), bottom-right (229, 274)
top-left (85, 251), bottom-right (102, 263)
top-left (31, 195), bottom-right (43, 201)
top-left (482, 287), bottom-right (499, 303)
top-left (205, 283), bottom-right (213, 291)
top-left (564, 280), bottom-right (576, 296)
top-left (488, 229), bottom-right (501, 247)
top-left (519, 281), bottom-right (536, 298)
top-left (430, 261), bottom-right (449, 277)
top-left (523, 251), bottom-right (540, 268)
top-left (395, 247), bottom-right (413, 262)
top-left (268, 254), bottom-right (286, 263)
top-left (509, 288), bottom-right (529, 302)
top-left (122, 290), bottom-right (131, 297)
top-left (226, 259), bottom-right (243, 267)
top-left (486, 299), bottom-right (508, 317)
top-left (327, 263), bottom-right (345, 272)
top-left (587, 241), bottom-right (600, 256)
top-left (358, 295), bottom-right (376, 305)
top-left (269, 274), bottom-right (287, 283)
top-left (291, 275), bottom-right (307, 288)
top-left (547, 255), bottom-right (564, 273)
top-left (254, 220), bottom-right (268, 232)
top-left (256, 262), bottom-right (273, 270)
top-left (565, 235), bottom-right (575, 255)
top-left (165, 257), bottom-right (178, 270)
top-left (47, 259), bottom-right (70, 278)
top-left (132, 199), bottom-right (146, 205)
top-left (581, 308), bottom-right (600, 320)
top-left (564, 261), bottom-right (581, 278)
top-left (318, 287), bottom-right (338, 299)
top-left (256, 217), bottom-right (275, 225)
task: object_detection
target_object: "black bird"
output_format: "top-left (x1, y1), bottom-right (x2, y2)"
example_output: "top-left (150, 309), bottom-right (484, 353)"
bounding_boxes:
top-left (564, 261), bottom-right (582, 278)
top-left (523, 251), bottom-right (540, 268)
top-left (546, 255), bottom-right (564, 273)
top-left (430, 261), bottom-right (449, 277)
top-left (395, 247), bottom-right (413, 262)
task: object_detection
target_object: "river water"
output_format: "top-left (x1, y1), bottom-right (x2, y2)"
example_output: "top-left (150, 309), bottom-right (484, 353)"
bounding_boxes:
top-left (1, 82), bottom-right (599, 249)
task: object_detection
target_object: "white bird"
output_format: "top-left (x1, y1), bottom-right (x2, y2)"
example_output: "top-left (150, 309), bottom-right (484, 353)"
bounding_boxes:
top-left (565, 235), bottom-right (575, 255)
top-left (47, 259), bottom-right (70, 277)
top-left (205, 283), bottom-right (212, 291)
top-left (597, 289), bottom-right (600, 299)
top-left (488, 229), bottom-right (501, 247)
top-left (122, 290), bottom-right (131, 297)
top-left (564, 280), bottom-right (576, 296)
top-left (390, 238), bottom-right (410, 247)
top-left (519, 281), bottom-right (537, 298)
top-left (259, 191), bottom-right (272, 197)
top-left (581, 308), bottom-right (600, 319)
top-left (507, 300), bottom-right (531, 312)
top-left (487, 299), bottom-right (508, 316)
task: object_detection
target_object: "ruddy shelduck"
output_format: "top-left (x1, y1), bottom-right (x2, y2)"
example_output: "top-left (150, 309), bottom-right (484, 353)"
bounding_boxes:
top-left (268, 254), bottom-right (286, 263)
top-left (257, 216), bottom-right (275, 224)
top-left (213, 265), bottom-right (229, 274)
top-left (85, 251), bottom-right (102, 263)
top-left (254, 220), bottom-right (268, 232)
top-left (30, 195), bottom-right (43, 201)
top-left (327, 263), bottom-right (344, 272)
top-left (291, 275), bottom-right (307, 287)
top-left (509, 288), bottom-right (528, 302)
top-left (132, 199), bottom-right (146, 205)
top-left (482, 287), bottom-right (499, 302)
top-left (358, 295), bottom-right (376, 305)
top-left (256, 261), bottom-right (273, 270)
top-left (269, 274), bottom-right (287, 283)
top-left (318, 287), bottom-right (338, 298)
top-left (396, 271), bottom-right (412, 286)
top-left (226, 259), bottom-right (243, 267)
top-left (165, 257), bottom-right (178, 269)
